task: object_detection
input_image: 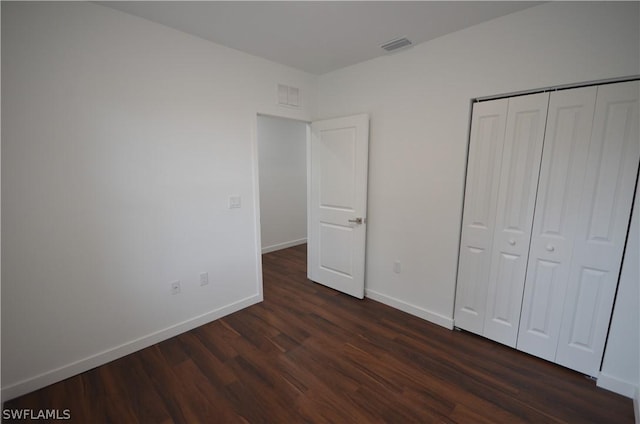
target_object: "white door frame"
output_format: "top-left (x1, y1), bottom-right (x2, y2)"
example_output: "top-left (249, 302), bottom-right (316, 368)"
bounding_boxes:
top-left (253, 112), bottom-right (369, 300)
top-left (252, 113), bottom-right (311, 302)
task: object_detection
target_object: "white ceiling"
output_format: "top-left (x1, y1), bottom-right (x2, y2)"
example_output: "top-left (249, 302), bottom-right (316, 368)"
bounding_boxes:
top-left (100, 1), bottom-right (541, 75)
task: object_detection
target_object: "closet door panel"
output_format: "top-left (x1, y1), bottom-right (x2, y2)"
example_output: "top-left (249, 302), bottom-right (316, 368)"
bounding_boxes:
top-left (483, 92), bottom-right (549, 347)
top-left (523, 258), bottom-right (562, 345)
top-left (455, 99), bottom-right (508, 334)
top-left (555, 81), bottom-right (640, 376)
top-left (517, 87), bottom-right (597, 360)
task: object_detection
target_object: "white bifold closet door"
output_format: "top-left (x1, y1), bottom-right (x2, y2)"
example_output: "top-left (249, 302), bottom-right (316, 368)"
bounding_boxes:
top-left (455, 92), bottom-right (549, 343)
top-left (518, 80), bottom-right (640, 376)
top-left (482, 92), bottom-right (549, 347)
top-left (516, 86), bottom-right (598, 360)
top-left (454, 99), bottom-right (508, 335)
top-left (456, 80), bottom-right (639, 377)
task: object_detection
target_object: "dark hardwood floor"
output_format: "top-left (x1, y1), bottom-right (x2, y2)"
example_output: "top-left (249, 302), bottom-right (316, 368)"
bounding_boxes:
top-left (4, 244), bottom-right (634, 423)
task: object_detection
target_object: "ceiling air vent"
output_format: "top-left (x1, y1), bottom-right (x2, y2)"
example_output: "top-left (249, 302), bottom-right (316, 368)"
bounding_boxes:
top-left (380, 37), bottom-right (413, 53)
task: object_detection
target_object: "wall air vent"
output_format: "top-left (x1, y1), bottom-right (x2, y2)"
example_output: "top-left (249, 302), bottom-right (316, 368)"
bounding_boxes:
top-left (380, 37), bottom-right (413, 53)
top-left (277, 84), bottom-right (300, 108)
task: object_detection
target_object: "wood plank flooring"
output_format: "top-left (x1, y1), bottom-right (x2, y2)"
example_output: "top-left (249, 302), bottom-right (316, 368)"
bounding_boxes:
top-left (4, 244), bottom-right (634, 423)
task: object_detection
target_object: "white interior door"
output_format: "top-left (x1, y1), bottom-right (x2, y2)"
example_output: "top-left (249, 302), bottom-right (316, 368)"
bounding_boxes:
top-left (517, 86), bottom-right (598, 361)
top-left (555, 80), bottom-right (639, 376)
top-left (483, 92), bottom-right (549, 347)
top-left (308, 114), bottom-right (369, 299)
top-left (454, 99), bottom-right (508, 334)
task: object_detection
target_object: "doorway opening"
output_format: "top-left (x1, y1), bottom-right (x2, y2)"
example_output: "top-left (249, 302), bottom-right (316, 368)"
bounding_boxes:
top-left (255, 113), bottom-right (370, 300)
top-left (256, 114), bottom-right (310, 256)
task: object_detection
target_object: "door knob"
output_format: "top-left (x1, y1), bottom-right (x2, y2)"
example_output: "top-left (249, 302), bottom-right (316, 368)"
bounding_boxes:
top-left (508, 239), bottom-right (516, 246)
top-left (546, 244), bottom-right (555, 252)
top-left (348, 217), bottom-right (363, 224)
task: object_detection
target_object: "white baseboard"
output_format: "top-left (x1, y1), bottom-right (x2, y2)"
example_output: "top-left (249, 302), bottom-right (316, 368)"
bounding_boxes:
top-left (365, 289), bottom-right (454, 330)
top-left (262, 238), bottom-right (307, 254)
top-left (1, 294), bottom-right (262, 402)
top-left (596, 371), bottom-right (639, 399)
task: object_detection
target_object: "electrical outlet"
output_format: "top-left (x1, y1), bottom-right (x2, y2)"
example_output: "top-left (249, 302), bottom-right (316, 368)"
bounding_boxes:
top-left (171, 281), bottom-right (181, 295)
top-left (199, 272), bottom-right (209, 286)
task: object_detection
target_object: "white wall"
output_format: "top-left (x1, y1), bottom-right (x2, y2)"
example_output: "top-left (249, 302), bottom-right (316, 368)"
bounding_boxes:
top-left (598, 181), bottom-right (639, 398)
top-left (1, 2), bottom-right (316, 400)
top-left (257, 116), bottom-right (307, 253)
top-left (317, 0), bottom-right (640, 390)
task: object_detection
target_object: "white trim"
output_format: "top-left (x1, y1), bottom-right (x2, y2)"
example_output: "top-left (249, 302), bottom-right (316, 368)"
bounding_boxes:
top-left (1, 294), bottom-right (262, 402)
top-left (475, 75), bottom-right (639, 102)
top-left (250, 114), bottom-right (265, 300)
top-left (306, 123), bottom-right (313, 280)
top-left (596, 371), bottom-right (639, 398)
top-left (634, 386), bottom-right (639, 424)
top-left (365, 289), bottom-right (454, 330)
top-left (262, 238), bottom-right (307, 254)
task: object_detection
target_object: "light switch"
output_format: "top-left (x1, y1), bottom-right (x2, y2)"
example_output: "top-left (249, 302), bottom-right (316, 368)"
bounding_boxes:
top-left (229, 195), bottom-right (241, 209)
top-left (394, 261), bottom-right (401, 274)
